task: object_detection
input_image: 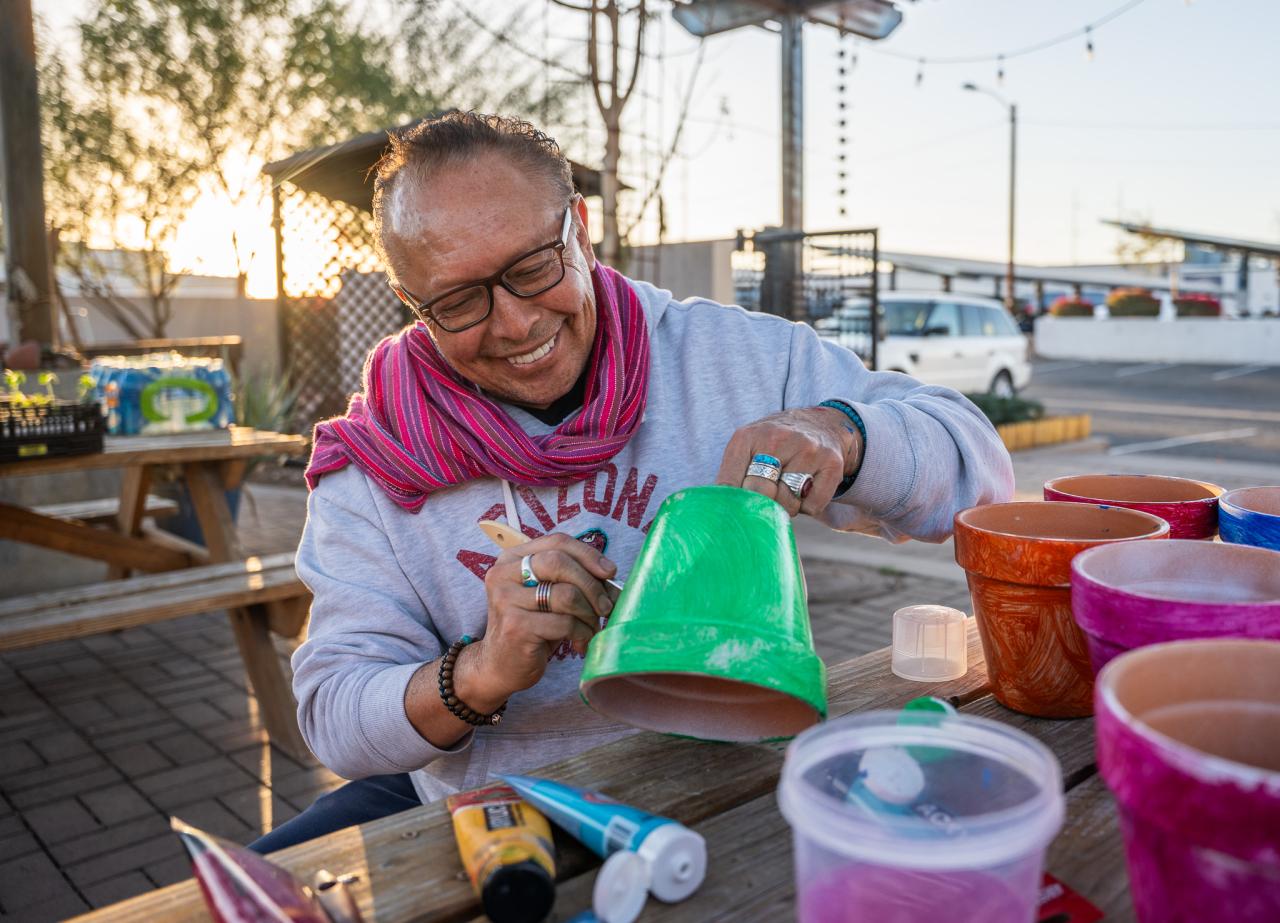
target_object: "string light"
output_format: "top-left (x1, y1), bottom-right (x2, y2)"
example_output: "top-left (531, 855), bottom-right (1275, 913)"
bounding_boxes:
top-left (1085, 26), bottom-right (1095, 62)
top-left (916, 58), bottom-right (925, 87)
top-left (996, 54), bottom-right (1005, 86)
top-left (836, 34), bottom-right (857, 218)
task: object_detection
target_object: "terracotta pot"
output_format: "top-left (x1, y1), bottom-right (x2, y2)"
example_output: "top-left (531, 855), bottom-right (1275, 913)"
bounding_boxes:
top-left (1043, 474), bottom-right (1223, 539)
top-left (1095, 639), bottom-right (1280, 922)
top-left (953, 502), bottom-right (1169, 718)
top-left (1071, 539), bottom-right (1280, 674)
top-left (1219, 486), bottom-right (1280, 552)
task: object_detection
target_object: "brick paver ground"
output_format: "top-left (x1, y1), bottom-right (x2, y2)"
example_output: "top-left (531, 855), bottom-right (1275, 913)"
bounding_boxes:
top-left (0, 477), bottom-right (968, 919)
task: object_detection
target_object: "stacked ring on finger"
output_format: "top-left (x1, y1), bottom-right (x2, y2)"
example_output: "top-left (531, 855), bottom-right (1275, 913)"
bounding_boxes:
top-left (781, 471), bottom-right (815, 499)
top-left (534, 581), bottom-right (554, 613)
top-left (520, 554), bottom-right (540, 588)
top-left (745, 453), bottom-right (783, 483)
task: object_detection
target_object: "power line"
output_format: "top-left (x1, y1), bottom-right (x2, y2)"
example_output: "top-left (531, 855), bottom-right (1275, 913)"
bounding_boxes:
top-left (870, 0), bottom-right (1150, 65)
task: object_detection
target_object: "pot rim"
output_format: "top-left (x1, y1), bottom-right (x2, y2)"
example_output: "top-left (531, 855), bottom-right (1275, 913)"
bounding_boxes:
top-left (954, 501), bottom-right (1170, 544)
top-left (1072, 539), bottom-right (1280, 608)
top-left (1044, 473), bottom-right (1223, 506)
top-left (1220, 486), bottom-right (1280, 519)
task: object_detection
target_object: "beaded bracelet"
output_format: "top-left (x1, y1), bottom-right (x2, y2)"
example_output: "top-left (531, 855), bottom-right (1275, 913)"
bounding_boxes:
top-left (438, 635), bottom-right (507, 727)
top-left (818, 399), bottom-right (868, 495)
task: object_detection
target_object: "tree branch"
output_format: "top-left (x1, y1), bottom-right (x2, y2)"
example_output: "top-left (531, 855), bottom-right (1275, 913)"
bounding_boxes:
top-left (618, 0), bottom-right (646, 107)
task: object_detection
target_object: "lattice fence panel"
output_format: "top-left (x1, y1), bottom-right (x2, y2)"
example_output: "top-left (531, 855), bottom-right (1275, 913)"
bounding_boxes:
top-left (277, 185), bottom-right (411, 428)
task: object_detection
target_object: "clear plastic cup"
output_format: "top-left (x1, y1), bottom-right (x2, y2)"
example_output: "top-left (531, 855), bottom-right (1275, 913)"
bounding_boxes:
top-left (892, 605), bottom-right (968, 681)
top-left (778, 711), bottom-right (1064, 923)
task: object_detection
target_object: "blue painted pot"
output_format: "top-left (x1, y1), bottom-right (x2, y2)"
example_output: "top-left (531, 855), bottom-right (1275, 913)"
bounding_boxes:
top-left (1219, 487), bottom-right (1280, 552)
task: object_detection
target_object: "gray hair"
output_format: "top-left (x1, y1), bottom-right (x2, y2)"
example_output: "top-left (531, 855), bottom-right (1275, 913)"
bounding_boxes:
top-left (371, 111), bottom-right (574, 277)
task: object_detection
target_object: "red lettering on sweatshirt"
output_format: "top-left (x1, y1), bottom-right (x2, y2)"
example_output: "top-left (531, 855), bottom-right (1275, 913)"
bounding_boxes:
top-left (582, 464), bottom-right (618, 515)
top-left (556, 485), bottom-right (581, 523)
top-left (611, 468), bottom-right (659, 529)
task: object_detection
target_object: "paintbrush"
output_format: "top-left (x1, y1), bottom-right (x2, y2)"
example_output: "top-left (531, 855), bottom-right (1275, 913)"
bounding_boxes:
top-left (478, 520), bottom-right (624, 593)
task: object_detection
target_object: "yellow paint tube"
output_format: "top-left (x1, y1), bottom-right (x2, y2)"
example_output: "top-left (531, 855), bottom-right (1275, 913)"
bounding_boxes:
top-left (447, 782), bottom-right (557, 923)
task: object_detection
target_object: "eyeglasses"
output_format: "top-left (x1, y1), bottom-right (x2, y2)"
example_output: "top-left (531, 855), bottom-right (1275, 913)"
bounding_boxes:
top-left (396, 202), bottom-right (577, 333)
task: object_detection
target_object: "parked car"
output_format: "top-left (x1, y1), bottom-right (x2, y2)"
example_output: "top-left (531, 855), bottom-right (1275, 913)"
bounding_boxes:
top-left (817, 292), bottom-right (1032, 396)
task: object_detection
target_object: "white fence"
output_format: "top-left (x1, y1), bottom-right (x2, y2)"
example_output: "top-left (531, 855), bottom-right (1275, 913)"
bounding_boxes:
top-left (1035, 316), bottom-right (1280, 365)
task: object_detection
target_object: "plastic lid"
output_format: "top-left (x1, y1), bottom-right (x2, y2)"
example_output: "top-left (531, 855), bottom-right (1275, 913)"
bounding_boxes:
top-left (777, 710), bottom-right (1064, 871)
top-left (891, 605), bottom-right (968, 682)
top-left (634, 823), bottom-right (707, 902)
top-left (593, 850), bottom-right (649, 923)
top-left (480, 859), bottom-right (556, 923)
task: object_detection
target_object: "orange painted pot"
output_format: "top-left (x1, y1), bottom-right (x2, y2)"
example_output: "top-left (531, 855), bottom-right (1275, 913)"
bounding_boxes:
top-left (954, 502), bottom-right (1169, 718)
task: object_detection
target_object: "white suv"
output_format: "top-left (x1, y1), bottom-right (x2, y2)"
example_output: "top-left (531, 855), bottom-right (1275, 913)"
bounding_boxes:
top-left (814, 292), bottom-right (1032, 396)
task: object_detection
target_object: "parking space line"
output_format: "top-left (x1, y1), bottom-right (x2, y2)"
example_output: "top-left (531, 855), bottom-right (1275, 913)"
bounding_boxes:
top-left (1108, 427), bottom-right (1260, 456)
top-left (1210, 364), bottom-right (1272, 382)
top-left (1114, 363), bottom-right (1176, 378)
top-left (1032, 361), bottom-right (1090, 374)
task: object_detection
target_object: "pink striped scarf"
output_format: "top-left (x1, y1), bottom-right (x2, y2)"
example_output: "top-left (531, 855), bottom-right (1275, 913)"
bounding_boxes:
top-left (304, 265), bottom-right (650, 512)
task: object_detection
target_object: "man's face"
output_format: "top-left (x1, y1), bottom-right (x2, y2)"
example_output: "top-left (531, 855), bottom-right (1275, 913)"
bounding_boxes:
top-left (385, 153), bottom-right (598, 409)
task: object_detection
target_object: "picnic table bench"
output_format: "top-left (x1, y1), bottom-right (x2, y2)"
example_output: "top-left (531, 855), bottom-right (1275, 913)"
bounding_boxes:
top-left (73, 622), bottom-right (1135, 922)
top-left (0, 427), bottom-right (312, 759)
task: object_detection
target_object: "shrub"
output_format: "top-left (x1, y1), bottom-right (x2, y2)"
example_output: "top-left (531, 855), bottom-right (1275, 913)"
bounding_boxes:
top-left (1106, 287), bottom-right (1160, 318)
top-left (1049, 296), bottom-right (1094, 318)
top-left (1173, 293), bottom-right (1222, 317)
top-left (965, 393), bottom-right (1046, 426)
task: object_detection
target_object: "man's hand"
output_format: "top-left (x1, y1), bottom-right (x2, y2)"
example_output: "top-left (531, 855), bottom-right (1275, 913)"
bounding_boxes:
top-left (461, 532), bottom-right (619, 708)
top-left (715, 406), bottom-right (863, 517)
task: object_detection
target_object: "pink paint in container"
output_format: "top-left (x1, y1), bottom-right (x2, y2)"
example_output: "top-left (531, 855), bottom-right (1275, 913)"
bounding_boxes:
top-left (1071, 539), bottom-right (1280, 674)
top-left (1095, 638), bottom-right (1280, 922)
top-left (777, 711), bottom-right (1063, 923)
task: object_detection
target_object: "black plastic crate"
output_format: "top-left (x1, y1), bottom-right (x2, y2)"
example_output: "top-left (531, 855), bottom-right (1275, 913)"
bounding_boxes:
top-left (0, 399), bottom-right (106, 462)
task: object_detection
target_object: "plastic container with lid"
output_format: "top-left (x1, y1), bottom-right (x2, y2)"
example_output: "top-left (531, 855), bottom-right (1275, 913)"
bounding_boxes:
top-left (778, 710), bottom-right (1064, 923)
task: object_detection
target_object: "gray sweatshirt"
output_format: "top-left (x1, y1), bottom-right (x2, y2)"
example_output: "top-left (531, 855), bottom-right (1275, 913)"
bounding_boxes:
top-left (292, 279), bottom-right (1013, 803)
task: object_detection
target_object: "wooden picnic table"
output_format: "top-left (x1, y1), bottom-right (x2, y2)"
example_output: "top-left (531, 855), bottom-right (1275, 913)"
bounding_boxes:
top-left (0, 426), bottom-right (311, 757)
top-left (74, 622), bottom-right (1134, 922)
top-left (0, 427), bottom-right (307, 572)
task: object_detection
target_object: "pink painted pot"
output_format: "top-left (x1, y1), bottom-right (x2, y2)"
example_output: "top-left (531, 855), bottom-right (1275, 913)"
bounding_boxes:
top-left (1043, 474), bottom-right (1223, 539)
top-left (953, 502), bottom-right (1169, 719)
top-left (1071, 539), bottom-right (1280, 674)
top-left (1095, 639), bottom-right (1280, 923)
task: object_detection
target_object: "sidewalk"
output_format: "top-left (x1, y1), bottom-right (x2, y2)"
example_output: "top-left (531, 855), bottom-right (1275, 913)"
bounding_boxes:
top-left (3, 440), bottom-right (1276, 918)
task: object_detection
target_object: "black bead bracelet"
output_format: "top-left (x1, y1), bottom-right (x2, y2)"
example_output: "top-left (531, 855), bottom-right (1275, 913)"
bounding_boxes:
top-left (438, 635), bottom-right (507, 727)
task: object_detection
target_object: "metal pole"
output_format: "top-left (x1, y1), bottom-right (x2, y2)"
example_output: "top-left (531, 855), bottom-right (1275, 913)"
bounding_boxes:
top-left (780, 12), bottom-right (805, 322)
top-left (1007, 102), bottom-right (1017, 314)
top-left (0, 0), bottom-right (56, 347)
top-left (869, 231), bottom-right (879, 371)
top-left (780, 13), bottom-right (803, 234)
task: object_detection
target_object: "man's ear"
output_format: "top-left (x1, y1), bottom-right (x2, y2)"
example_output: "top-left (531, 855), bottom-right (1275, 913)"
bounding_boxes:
top-left (573, 195), bottom-right (597, 270)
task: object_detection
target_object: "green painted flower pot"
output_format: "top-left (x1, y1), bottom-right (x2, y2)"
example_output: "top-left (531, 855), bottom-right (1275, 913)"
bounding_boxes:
top-left (580, 485), bottom-right (826, 741)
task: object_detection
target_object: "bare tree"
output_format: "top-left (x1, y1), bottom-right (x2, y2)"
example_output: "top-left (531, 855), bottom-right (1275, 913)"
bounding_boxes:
top-left (552, 0), bottom-right (648, 266)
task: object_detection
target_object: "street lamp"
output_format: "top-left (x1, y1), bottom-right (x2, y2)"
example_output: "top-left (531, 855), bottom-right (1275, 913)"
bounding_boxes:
top-left (963, 82), bottom-right (1018, 314)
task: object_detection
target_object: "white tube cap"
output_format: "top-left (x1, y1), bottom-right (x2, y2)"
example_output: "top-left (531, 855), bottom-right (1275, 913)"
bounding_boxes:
top-left (593, 850), bottom-right (648, 923)
top-left (634, 823), bottom-right (707, 902)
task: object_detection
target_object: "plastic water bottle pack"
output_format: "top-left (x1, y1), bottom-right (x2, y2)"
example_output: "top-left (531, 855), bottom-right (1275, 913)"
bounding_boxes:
top-left (89, 353), bottom-right (234, 436)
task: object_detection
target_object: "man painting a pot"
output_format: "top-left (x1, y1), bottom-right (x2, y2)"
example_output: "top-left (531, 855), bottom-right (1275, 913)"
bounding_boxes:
top-left (251, 111), bottom-right (1013, 852)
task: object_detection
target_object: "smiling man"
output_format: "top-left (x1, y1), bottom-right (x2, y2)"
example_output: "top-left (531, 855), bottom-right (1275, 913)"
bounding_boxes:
top-left (251, 111), bottom-right (1013, 852)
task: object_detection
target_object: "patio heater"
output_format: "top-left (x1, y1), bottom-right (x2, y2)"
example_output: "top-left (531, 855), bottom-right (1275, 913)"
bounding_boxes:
top-left (672, 1), bottom-right (907, 321)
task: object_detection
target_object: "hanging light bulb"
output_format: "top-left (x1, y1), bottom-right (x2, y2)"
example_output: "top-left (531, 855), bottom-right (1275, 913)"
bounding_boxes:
top-left (997, 55), bottom-right (1005, 86)
top-left (1085, 26), bottom-right (1095, 62)
top-left (916, 58), bottom-right (925, 87)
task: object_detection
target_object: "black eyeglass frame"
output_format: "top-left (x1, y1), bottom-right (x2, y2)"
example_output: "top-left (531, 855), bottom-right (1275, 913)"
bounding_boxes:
top-left (394, 201), bottom-right (578, 333)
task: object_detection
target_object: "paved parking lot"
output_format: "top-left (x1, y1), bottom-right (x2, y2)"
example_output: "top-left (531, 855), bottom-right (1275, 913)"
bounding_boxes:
top-left (1025, 358), bottom-right (1280, 465)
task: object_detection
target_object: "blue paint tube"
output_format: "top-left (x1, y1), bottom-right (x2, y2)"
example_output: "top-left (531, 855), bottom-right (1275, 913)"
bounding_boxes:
top-left (501, 774), bottom-right (706, 912)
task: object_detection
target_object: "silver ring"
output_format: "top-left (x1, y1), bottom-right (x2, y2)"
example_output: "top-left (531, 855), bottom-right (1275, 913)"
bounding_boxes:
top-left (520, 554), bottom-right (539, 588)
top-left (535, 581), bottom-right (554, 613)
top-left (781, 471), bottom-right (815, 499)
top-left (745, 461), bottom-right (782, 482)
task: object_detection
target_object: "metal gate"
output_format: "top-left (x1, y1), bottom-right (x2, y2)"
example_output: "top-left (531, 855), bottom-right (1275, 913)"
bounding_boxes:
top-left (733, 227), bottom-right (880, 369)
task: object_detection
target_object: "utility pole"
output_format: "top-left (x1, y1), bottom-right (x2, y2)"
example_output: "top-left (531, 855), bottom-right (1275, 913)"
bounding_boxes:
top-left (963, 82), bottom-right (1018, 313)
top-left (0, 0), bottom-right (56, 348)
top-left (779, 12), bottom-right (805, 320)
